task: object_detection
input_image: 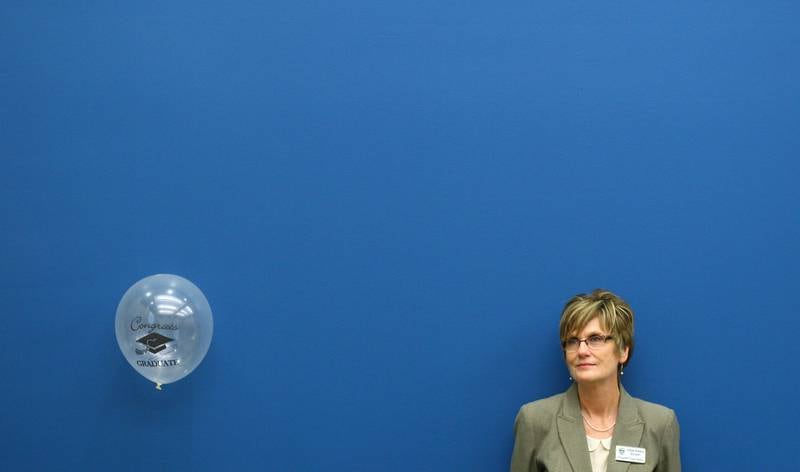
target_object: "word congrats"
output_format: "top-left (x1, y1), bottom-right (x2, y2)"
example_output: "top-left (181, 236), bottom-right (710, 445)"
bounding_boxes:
top-left (130, 316), bottom-right (178, 333)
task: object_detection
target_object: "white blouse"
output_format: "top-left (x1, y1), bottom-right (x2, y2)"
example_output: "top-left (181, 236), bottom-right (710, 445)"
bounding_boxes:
top-left (586, 436), bottom-right (612, 472)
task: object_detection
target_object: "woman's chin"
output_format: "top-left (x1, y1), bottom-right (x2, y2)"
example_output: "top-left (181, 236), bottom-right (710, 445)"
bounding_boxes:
top-left (572, 371), bottom-right (610, 384)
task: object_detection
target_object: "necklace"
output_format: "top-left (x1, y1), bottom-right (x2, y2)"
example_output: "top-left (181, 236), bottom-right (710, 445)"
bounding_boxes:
top-left (581, 413), bottom-right (616, 432)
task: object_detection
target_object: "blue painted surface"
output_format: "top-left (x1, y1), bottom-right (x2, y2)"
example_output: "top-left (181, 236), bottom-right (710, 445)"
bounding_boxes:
top-left (2, 1), bottom-right (798, 470)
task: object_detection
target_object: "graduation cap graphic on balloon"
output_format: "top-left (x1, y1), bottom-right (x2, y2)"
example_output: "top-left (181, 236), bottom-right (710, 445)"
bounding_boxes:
top-left (136, 332), bottom-right (174, 354)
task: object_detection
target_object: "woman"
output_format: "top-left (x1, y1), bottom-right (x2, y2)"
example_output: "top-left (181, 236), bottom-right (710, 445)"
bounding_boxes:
top-left (510, 289), bottom-right (680, 472)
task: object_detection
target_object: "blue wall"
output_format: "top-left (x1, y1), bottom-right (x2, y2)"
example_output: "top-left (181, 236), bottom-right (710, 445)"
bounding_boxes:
top-left (2, 1), bottom-right (799, 470)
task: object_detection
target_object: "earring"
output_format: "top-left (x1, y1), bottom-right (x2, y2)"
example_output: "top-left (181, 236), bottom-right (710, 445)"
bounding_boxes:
top-left (619, 364), bottom-right (624, 376)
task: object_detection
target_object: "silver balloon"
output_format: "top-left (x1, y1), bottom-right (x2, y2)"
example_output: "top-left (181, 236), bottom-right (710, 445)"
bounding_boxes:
top-left (115, 274), bottom-right (213, 388)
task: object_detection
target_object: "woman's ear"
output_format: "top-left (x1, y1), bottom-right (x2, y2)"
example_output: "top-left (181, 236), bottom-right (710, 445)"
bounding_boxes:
top-left (619, 345), bottom-right (630, 365)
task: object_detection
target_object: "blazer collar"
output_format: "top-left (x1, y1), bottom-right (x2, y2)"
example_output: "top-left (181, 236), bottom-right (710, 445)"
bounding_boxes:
top-left (557, 383), bottom-right (645, 472)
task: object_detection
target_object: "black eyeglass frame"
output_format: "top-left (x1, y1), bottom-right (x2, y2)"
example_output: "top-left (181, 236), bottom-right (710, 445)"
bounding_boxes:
top-left (561, 335), bottom-right (614, 352)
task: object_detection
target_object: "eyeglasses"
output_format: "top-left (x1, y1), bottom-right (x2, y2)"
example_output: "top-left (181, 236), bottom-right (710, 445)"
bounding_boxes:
top-left (562, 335), bottom-right (614, 352)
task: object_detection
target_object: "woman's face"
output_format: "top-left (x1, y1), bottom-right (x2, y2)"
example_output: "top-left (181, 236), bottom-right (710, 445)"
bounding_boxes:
top-left (565, 317), bottom-right (629, 385)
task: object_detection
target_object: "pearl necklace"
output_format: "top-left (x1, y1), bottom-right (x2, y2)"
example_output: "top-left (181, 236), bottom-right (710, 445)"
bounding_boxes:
top-left (581, 413), bottom-right (616, 432)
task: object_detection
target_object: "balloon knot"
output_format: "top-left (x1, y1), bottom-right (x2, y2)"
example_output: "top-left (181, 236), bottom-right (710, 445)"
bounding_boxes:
top-left (155, 383), bottom-right (162, 390)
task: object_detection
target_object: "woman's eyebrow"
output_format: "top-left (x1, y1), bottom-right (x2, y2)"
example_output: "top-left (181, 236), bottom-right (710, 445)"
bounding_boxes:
top-left (579, 331), bottom-right (605, 337)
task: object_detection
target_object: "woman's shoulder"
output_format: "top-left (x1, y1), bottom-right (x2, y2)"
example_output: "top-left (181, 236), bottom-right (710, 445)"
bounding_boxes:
top-left (627, 393), bottom-right (678, 425)
top-left (517, 391), bottom-right (567, 418)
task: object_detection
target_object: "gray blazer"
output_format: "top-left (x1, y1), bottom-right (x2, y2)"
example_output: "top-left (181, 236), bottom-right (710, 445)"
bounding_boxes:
top-left (510, 384), bottom-right (680, 472)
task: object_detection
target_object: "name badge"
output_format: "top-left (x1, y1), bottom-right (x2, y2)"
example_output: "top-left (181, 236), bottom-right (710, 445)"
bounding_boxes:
top-left (615, 445), bottom-right (646, 464)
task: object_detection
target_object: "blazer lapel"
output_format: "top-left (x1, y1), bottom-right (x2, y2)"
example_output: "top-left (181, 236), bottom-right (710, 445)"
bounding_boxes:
top-left (557, 384), bottom-right (593, 472)
top-left (606, 386), bottom-right (645, 472)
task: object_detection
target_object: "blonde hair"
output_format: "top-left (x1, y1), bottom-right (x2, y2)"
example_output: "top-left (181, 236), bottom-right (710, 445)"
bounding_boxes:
top-left (559, 289), bottom-right (634, 367)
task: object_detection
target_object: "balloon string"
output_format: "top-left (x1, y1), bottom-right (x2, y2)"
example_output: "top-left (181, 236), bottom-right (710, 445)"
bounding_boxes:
top-left (156, 383), bottom-right (162, 390)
